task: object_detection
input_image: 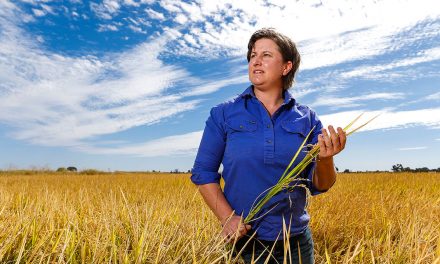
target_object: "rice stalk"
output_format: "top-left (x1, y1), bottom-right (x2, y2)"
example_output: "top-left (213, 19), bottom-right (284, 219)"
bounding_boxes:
top-left (244, 113), bottom-right (379, 224)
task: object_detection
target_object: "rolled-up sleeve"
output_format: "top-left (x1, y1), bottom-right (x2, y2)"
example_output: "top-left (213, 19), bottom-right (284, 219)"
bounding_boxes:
top-left (304, 109), bottom-right (325, 195)
top-left (190, 106), bottom-right (226, 185)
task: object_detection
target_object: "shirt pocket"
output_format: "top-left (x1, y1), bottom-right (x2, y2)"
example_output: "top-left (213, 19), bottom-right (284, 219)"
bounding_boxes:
top-left (280, 116), bottom-right (309, 138)
top-left (224, 118), bottom-right (258, 155)
top-left (279, 116), bottom-right (312, 164)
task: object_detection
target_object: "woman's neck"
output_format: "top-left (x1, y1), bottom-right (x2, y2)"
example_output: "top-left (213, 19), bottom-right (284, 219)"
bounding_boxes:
top-left (253, 85), bottom-right (284, 116)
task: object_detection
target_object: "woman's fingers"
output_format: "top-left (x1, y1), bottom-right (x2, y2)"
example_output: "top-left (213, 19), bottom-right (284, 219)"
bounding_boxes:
top-left (221, 215), bottom-right (250, 243)
top-left (319, 126), bottom-right (347, 158)
top-left (337, 127), bottom-right (346, 150)
top-left (320, 128), bottom-right (332, 156)
top-left (328, 125), bottom-right (340, 153)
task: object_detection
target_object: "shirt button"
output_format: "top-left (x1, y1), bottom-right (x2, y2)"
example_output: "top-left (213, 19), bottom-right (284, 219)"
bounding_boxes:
top-left (266, 124), bottom-right (271, 128)
top-left (266, 139), bottom-right (272, 143)
top-left (239, 125), bottom-right (244, 129)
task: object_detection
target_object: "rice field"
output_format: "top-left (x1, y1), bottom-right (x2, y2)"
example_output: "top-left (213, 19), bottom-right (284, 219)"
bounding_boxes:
top-left (0, 171), bottom-right (439, 263)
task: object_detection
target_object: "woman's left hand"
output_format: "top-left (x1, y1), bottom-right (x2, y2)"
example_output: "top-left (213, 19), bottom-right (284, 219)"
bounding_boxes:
top-left (318, 125), bottom-right (346, 160)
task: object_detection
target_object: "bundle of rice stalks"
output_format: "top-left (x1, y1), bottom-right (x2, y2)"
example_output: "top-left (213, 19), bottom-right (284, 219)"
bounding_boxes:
top-left (244, 113), bottom-right (379, 224)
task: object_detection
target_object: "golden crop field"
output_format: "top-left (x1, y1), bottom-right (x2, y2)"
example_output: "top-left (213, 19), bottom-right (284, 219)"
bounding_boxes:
top-left (0, 171), bottom-right (439, 263)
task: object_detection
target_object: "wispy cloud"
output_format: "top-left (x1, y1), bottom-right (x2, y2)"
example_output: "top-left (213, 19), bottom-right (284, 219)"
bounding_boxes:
top-left (426, 92), bottom-right (440, 101)
top-left (82, 108), bottom-right (440, 157)
top-left (397, 146), bottom-right (428, 151)
top-left (340, 47), bottom-right (440, 80)
top-left (2, 0), bottom-right (440, 162)
top-left (318, 108), bottom-right (440, 131)
top-left (0, 1), bottom-right (249, 149)
top-left (79, 131), bottom-right (203, 157)
top-left (312, 92), bottom-right (405, 109)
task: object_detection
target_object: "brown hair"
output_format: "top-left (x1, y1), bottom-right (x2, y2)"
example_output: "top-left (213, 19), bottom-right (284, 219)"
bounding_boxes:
top-left (247, 28), bottom-right (301, 90)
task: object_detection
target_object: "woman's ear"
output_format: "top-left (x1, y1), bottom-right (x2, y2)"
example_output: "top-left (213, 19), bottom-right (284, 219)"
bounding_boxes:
top-left (283, 61), bottom-right (293, 76)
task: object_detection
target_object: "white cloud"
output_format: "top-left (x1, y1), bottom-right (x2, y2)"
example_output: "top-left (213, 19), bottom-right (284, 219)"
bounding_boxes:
top-left (97, 24), bottom-right (119, 32)
top-left (123, 0), bottom-right (140, 7)
top-left (145, 8), bottom-right (165, 21)
top-left (85, 107), bottom-right (440, 157)
top-left (128, 25), bottom-right (146, 34)
top-left (156, 0), bottom-right (440, 69)
top-left (0, 1), bottom-right (251, 150)
top-left (312, 92), bottom-right (405, 108)
top-left (426, 92), bottom-right (440, 100)
top-left (318, 108), bottom-right (440, 132)
top-left (341, 47), bottom-right (440, 79)
top-left (174, 14), bottom-right (187, 24)
top-left (90, 0), bottom-right (121, 20)
top-left (80, 131), bottom-right (203, 157)
top-left (0, 2), bottom-right (201, 147)
top-left (1, 0), bottom-right (440, 160)
top-left (32, 8), bottom-right (46, 17)
top-left (397, 147), bottom-right (428, 151)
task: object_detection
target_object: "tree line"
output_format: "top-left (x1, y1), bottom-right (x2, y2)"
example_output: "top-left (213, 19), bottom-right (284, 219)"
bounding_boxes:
top-left (391, 164), bottom-right (440, 172)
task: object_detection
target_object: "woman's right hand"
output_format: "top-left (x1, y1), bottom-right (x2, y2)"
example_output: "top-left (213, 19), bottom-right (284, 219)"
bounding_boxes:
top-left (221, 215), bottom-right (252, 242)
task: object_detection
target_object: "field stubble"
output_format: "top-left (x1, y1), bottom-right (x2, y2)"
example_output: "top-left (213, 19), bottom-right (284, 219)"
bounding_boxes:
top-left (0, 171), bottom-right (439, 263)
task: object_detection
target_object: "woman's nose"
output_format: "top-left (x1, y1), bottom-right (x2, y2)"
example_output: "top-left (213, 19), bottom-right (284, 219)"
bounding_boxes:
top-left (252, 55), bottom-right (262, 66)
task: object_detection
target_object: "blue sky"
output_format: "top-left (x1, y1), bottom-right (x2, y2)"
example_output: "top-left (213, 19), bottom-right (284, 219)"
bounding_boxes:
top-left (0, 0), bottom-right (439, 172)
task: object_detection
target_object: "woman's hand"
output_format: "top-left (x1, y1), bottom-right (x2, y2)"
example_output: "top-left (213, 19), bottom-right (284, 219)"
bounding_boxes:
top-left (318, 125), bottom-right (346, 159)
top-left (221, 215), bottom-right (251, 242)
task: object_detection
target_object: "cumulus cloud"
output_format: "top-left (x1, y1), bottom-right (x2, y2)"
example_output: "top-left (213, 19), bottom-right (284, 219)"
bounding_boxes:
top-left (145, 8), bottom-right (165, 21)
top-left (90, 0), bottom-right (121, 20)
top-left (97, 24), bottom-right (119, 32)
top-left (156, 0), bottom-right (440, 66)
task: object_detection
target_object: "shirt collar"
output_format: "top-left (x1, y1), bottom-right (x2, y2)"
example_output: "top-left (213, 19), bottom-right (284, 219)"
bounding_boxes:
top-left (240, 85), bottom-right (296, 106)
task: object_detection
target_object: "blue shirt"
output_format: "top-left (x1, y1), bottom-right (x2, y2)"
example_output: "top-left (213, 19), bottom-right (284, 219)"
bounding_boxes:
top-left (191, 85), bottom-right (324, 241)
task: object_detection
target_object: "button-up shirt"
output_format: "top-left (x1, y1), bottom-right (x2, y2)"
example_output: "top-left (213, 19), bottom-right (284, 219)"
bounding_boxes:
top-left (191, 85), bottom-right (324, 241)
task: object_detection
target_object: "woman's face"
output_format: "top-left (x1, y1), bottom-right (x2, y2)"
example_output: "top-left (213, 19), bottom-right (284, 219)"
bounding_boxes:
top-left (248, 38), bottom-right (291, 90)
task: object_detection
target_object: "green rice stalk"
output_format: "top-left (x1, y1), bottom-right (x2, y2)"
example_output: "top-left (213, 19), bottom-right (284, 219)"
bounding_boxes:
top-left (244, 113), bottom-right (378, 224)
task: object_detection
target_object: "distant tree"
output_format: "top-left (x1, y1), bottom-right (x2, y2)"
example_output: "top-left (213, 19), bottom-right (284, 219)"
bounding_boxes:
top-left (343, 169), bottom-right (350, 173)
top-left (80, 169), bottom-right (101, 175)
top-left (67, 167), bottom-right (77, 172)
top-left (414, 167), bottom-right (429, 173)
top-left (187, 169), bottom-right (191, 173)
top-left (56, 167), bottom-right (67, 172)
top-left (392, 164), bottom-right (404, 172)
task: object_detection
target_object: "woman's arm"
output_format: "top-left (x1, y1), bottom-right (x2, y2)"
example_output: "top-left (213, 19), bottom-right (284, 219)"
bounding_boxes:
top-left (198, 183), bottom-right (251, 240)
top-left (313, 125), bottom-right (346, 191)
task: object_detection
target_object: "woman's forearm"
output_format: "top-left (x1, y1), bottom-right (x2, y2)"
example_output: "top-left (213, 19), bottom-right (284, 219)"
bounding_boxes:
top-left (197, 183), bottom-right (234, 225)
top-left (313, 156), bottom-right (337, 191)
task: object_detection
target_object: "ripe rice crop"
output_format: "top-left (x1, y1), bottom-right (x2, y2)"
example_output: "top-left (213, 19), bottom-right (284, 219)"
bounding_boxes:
top-left (0, 171), bottom-right (439, 263)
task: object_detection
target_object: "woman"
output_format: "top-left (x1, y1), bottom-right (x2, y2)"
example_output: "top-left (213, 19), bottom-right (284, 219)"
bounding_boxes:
top-left (191, 28), bottom-right (346, 264)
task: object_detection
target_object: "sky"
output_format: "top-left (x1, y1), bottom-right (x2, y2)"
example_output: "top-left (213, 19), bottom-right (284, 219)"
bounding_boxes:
top-left (0, 0), bottom-right (439, 172)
